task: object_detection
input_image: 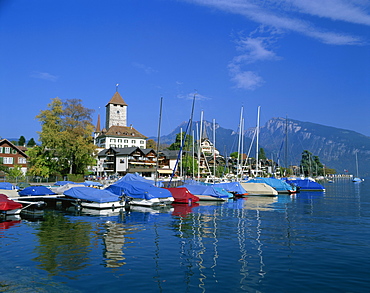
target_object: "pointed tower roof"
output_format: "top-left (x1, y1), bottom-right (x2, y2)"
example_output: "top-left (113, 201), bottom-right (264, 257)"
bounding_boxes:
top-left (106, 91), bottom-right (128, 107)
top-left (95, 114), bottom-right (101, 132)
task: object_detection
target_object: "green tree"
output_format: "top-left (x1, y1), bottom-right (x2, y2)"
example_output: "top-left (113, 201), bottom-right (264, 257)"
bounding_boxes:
top-left (27, 138), bottom-right (36, 147)
top-left (300, 150), bottom-right (324, 176)
top-left (18, 136), bottom-right (26, 146)
top-left (168, 133), bottom-right (193, 151)
top-left (7, 165), bottom-right (24, 179)
top-left (259, 148), bottom-right (266, 160)
top-left (181, 153), bottom-right (198, 176)
top-left (28, 97), bottom-right (96, 177)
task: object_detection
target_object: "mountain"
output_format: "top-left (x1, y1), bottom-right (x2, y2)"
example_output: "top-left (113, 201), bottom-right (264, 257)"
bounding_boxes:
top-left (154, 117), bottom-right (370, 176)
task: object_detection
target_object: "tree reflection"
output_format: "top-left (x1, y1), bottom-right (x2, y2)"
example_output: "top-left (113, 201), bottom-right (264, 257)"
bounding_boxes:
top-left (33, 211), bottom-right (92, 276)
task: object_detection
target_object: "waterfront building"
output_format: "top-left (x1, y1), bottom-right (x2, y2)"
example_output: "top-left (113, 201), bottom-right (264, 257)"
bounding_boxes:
top-left (0, 138), bottom-right (28, 175)
top-left (94, 90), bottom-right (147, 149)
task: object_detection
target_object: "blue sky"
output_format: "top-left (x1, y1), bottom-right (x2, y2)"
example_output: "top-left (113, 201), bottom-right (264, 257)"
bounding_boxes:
top-left (1, 0), bottom-right (370, 142)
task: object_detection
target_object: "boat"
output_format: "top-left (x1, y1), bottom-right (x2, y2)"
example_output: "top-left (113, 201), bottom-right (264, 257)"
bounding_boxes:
top-left (213, 182), bottom-right (248, 197)
top-left (180, 183), bottom-right (231, 201)
top-left (18, 186), bottom-right (56, 196)
top-left (164, 187), bottom-right (199, 204)
top-left (63, 187), bottom-right (128, 210)
top-left (284, 178), bottom-right (325, 192)
top-left (353, 152), bottom-right (363, 183)
top-left (106, 180), bottom-right (174, 207)
top-left (240, 182), bottom-right (278, 196)
top-left (246, 177), bottom-right (297, 194)
top-left (0, 194), bottom-right (23, 216)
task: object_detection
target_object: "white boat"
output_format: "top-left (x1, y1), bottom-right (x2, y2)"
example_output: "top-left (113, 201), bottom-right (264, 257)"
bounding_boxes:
top-left (353, 152), bottom-right (363, 183)
top-left (63, 187), bottom-right (128, 210)
top-left (240, 182), bottom-right (278, 196)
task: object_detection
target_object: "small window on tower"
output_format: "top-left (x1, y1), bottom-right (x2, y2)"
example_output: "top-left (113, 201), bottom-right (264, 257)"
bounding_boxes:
top-left (117, 110), bottom-right (120, 114)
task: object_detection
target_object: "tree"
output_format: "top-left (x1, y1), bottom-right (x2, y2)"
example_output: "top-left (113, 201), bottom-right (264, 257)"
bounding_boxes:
top-left (168, 133), bottom-right (193, 151)
top-left (18, 136), bottom-right (26, 146)
top-left (7, 165), bottom-right (24, 179)
top-left (146, 139), bottom-right (156, 149)
top-left (27, 138), bottom-right (36, 147)
top-left (28, 97), bottom-right (96, 177)
top-left (181, 153), bottom-right (198, 176)
top-left (300, 150), bottom-right (324, 176)
top-left (259, 148), bottom-right (266, 160)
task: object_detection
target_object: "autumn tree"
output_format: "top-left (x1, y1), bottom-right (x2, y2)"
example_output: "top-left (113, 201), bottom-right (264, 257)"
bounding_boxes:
top-left (28, 97), bottom-right (96, 177)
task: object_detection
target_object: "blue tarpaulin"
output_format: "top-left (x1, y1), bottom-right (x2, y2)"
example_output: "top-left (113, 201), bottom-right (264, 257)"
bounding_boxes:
top-left (180, 184), bottom-right (232, 199)
top-left (19, 186), bottom-right (56, 196)
top-left (0, 182), bottom-right (17, 190)
top-left (64, 187), bottom-right (122, 203)
top-left (284, 178), bottom-right (325, 191)
top-left (106, 180), bottom-right (172, 200)
top-left (247, 177), bottom-right (296, 193)
top-left (116, 173), bottom-right (164, 187)
top-left (213, 182), bottom-right (248, 195)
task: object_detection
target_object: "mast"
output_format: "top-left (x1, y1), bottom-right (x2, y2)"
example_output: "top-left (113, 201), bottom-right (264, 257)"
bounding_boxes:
top-left (213, 118), bottom-right (216, 179)
top-left (255, 106), bottom-right (261, 177)
top-left (237, 106), bottom-right (243, 180)
top-left (154, 97), bottom-right (163, 185)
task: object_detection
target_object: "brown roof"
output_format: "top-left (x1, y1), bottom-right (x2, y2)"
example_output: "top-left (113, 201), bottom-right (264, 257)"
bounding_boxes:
top-left (106, 91), bottom-right (128, 107)
top-left (98, 125), bottom-right (147, 139)
top-left (95, 114), bottom-right (101, 132)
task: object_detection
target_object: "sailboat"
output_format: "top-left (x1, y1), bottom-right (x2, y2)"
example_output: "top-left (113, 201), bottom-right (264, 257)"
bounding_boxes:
top-left (352, 152), bottom-right (363, 183)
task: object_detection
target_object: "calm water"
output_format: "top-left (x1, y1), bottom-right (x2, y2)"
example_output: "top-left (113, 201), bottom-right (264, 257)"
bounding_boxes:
top-left (1, 179), bottom-right (370, 293)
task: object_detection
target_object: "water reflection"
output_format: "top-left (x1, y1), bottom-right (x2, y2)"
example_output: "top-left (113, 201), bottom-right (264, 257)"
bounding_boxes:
top-left (33, 211), bottom-right (93, 276)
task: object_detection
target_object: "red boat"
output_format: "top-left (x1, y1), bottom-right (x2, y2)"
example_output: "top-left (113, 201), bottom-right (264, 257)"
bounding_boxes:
top-left (164, 187), bottom-right (199, 204)
top-left (0, 194), bottom-right (23, 216)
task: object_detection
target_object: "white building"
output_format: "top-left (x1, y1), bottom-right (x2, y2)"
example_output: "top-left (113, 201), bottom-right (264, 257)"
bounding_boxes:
top-left (94, 90), bottom-right (147, 149)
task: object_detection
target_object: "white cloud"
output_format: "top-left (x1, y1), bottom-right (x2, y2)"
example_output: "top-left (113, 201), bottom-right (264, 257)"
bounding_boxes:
top-left (30, 71), bottom-right (58, 82)
top-left (177, 92), bottom-right (211, 101)
top-left (228, 65), bottom-right (264, 90)
top-left (186, 0), bottom-right (369, 45)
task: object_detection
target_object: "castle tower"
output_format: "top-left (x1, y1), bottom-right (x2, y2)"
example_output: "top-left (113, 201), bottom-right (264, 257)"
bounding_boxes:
top-left (105, 90), bottom-right (128, 129)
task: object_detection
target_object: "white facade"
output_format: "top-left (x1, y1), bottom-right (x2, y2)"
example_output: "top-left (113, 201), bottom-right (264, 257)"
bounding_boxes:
top-left (106, 103), bottom-right (127, 129)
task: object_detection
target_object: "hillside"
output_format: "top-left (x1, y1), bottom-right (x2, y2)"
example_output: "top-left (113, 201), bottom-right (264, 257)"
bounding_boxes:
top-left (154, 117), bottom-right (370, 176)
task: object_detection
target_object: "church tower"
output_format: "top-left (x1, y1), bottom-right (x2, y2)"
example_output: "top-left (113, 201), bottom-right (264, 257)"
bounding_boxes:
top-left (105, 90), bottom-right (128, 129)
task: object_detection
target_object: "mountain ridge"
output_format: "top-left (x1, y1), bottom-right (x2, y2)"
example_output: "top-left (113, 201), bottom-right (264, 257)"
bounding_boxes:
top-left (152, 117), bottom-right (370, 176)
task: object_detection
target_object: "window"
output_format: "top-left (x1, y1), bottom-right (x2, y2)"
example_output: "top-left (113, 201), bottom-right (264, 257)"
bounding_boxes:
top-left (118, 139), bottom-right (122, 143)
top-left (124, 139), bottom-right (128, 143)
top-left (131, 140), bottom-right (135, 143)
top-left (3, 157), bottom-right (13, 164)
top-left (4, 147), bottom-right (10, 154)
top-left (110, 144), bottom-right (116, 147)
top-left (0, 147), bottom-right (2, 153)
top-left (124, 145), bottom-right (128, 148)
top-left (12, 149), bottom-right (17, 154)
top-left (140, 140), bottom-right (144, 144)
top-left (111, 139), bottom-right (116, 143)
top-left (18, 157), bottom-right (27, 164)
top-left (118, 145), bottom-right (122, 148)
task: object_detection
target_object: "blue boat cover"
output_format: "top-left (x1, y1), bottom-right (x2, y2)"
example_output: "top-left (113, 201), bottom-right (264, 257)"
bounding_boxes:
top-left (55, 181), bottom-right (76, 186)
top-left (213, 182), bottom-right (248, 195)
top-left (247, 177), bottom-right (296, 192)
top-left (117, 173), bottom-right (164, 187)
top-left (180, 184), bottom-right (232, 198)
top-left (0, 182), bottom-right (17, 190)
top-left (284, 178), bottom-right (324, 191)
top-left (84, 180), bottom-right (103, 187)
top-left (19, 186), bottom-right (56, 196)
top-left (106, 181), bottom-right (172, 200)
top-left (64, 187), bottom-right (122, 203)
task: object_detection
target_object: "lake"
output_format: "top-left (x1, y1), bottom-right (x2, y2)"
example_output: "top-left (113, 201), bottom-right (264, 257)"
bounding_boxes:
top-left (1, 178), bottom-right (369, 292)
